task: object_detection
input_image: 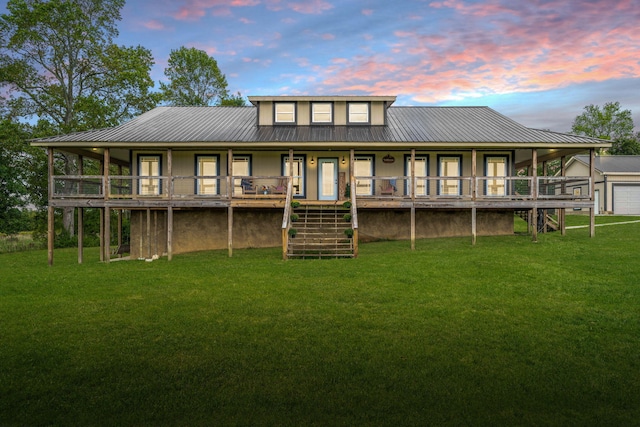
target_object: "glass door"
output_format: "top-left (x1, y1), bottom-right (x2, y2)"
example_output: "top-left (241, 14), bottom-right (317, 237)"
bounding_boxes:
top-left (318, 158), bottom-right (338, 200)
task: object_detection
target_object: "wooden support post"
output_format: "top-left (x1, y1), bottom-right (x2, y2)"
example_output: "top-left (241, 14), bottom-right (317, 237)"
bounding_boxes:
top-left (167, 148), bottom-right (172, 200)
top-left (48, 206), bottom-right (55, 266)
top-left (77, 155), bottom-right (84, 264)
top-left (410, 149), bottom-right (416, 250)
top-left (590, 148), bottom-right (596, 238)
top-left (146, 208), bottom-right (151, 259)
top-left (560, 155), bottom-right (566, 235)
top-left (228, 206), bottom-right (233, 257)
top-left (137, 211), bottom-right (141, 258)
top-left (532, 149), bottom-right (538, 242)
top-left (228, 148), bottom-right (233, 199)
top-left (472, 207), bottom-right (477, 245)
top-left (153, 210), bottom-right (158, 257)
top-left (104, 207), bottom-right (111, 263)
top-left (167, 206), bottom-right (173, 261)
top-left (471, 149), bottom-right (477, 245)
top-left (99, 208), bottom-right (104, 262)
top-left (47, 148), bottom-right (54, 266)
top-left (103, 148), bottom-right (110, 199)
top-left (78, 208), bottom-right (84, 264)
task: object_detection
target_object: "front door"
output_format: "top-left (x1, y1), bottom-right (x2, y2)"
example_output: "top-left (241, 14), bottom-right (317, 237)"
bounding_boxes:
top-left (318, 158), bottom-right (338, 200)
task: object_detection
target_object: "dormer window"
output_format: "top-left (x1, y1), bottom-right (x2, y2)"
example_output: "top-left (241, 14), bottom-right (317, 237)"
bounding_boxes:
top-left (275, 102), bottom-right (296, 124)
top-left (348, 102), bottom-right (369, 124)
top-left (312, 102), bottom-right (332, 124)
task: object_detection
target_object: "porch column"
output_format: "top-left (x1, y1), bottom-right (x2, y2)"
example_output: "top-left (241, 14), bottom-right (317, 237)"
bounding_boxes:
top-left (117, 165), bottom-right (123, 256)
top-left (560, 155), bottom-right (566, 235)
top-left (167, 206), bottom-right (173, 261)
top-left (104, 207), bottom-right (111, 263)
top-left (590, 148), bottom-right (596, 237)
top-left (167, 148), bottom-right (173, 201)
top-left (410, 149), bottom-right (416, 250)
top-left (103, 149), bottom-right (110, 263)
top-left (531, 149), bottom-right (538, 242)
top-left (228, 148), bottom-right (233, 257)
top-left (471, 149), bottom-right (477, 245)
top-left (47, 148), bottom-right (54, 266)
top-left (78, 155), bottom-right (84, 264)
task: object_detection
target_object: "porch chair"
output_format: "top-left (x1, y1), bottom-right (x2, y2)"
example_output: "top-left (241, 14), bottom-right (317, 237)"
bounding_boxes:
top-left (379, 179), bottom-right (396, 196)
top-left (271, 178), bottom-right (286, 194)
top-left (241, 178), bottom-right (257, 194)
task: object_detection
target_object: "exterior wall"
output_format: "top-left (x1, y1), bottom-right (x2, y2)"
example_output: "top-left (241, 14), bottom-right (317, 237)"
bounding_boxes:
top-left (358, 209), bottom-right (514, 241)
top-left (130, 208), bottom-right (283, 258)
top-left (129, 149), bottom-right (515, 200)
top-left (566, 160), bottom-right (640, 213)
top-left (130, 208), bottom-right (514, 257)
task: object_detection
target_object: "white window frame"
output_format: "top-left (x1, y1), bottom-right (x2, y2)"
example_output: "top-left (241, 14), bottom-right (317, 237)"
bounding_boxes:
top-left (233, 155), bottom-right (252, 196)
top-left (196, 155), bottom-right (219, 195)
top-left (485, 156), bottom-right (508, 196)
top-left (348, 102), bottom-right (369, 124)
top-left (406, 155), bottom-right (429, 196)
top-left (138, 154), bottom-right (161, 196)
top-left (283, 155), bottom-right (306, 197)
top-left (275, 102), bottom-right (296, 124)
top-left (438, 155), bottom-right (462, 196)
top-left (354, 155), bottom-right (374, 196)
top-left (312, 102), bottom-right (332, 124)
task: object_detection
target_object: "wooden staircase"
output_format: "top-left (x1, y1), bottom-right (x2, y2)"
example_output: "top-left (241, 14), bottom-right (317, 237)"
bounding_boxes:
top-left (515, 209), bottom-right (559, 233)
top-left (287, 205), bottom-right (354, 259)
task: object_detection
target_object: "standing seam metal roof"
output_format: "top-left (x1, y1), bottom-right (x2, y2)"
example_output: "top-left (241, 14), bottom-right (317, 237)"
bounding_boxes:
top-left (32, 105), bottom-right (610, 146)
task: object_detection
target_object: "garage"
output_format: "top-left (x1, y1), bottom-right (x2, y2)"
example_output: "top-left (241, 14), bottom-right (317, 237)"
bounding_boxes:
top-left (613, 185), bottom-right (640, 214)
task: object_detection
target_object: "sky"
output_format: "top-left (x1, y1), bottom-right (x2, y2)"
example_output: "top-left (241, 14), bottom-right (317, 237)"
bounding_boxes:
top-left (4, 0), bottom-right (640, 132)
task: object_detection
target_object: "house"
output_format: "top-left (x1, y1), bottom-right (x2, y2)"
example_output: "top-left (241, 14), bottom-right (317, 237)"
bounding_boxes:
top-left (32, 95), bottom-right (610, 264)
top-left (565, 155), bottom-right (640, 215)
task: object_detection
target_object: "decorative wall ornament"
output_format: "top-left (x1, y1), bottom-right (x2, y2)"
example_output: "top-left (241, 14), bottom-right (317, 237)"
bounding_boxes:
top-left (382, 154), bottom-right (395, 163)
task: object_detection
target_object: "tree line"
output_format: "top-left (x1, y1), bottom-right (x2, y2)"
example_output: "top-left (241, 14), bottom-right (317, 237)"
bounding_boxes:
top-left (0, 0), bottom-right (244, 239)
top-left (1, 0), bottom-right (639, 240)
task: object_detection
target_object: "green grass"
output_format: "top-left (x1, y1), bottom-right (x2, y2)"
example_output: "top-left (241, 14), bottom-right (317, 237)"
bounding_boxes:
top-left (1, 218), bottom-right (640, 426)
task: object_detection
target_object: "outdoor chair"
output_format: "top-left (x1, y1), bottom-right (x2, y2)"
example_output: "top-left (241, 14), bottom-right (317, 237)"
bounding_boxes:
top-left (380, 179), bottom-right (396, 196)
top-left (241, 178), bottom-right (257, 194)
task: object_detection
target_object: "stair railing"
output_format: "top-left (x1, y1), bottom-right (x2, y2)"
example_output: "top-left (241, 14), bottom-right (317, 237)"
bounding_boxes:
top-left (281, 177), bottom-right (294, 260)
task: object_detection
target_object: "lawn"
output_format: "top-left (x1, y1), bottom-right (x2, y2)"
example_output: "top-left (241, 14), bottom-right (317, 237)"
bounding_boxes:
top-left (1, 217), bottom-right (639, 426)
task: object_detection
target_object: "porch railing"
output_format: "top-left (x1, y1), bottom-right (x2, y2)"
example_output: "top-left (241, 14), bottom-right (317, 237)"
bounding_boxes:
top-left (51, 175), bottom-right (592, 201)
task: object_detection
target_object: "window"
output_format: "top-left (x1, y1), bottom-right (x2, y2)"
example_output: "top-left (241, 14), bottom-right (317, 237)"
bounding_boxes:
top-left (312, 103), bottom-right (332, 124)
top-left (233, 155), bottom-right (252, 196)
top-left (405, 155), bottom-right (429, 196)
top-left (354, 155), bottom-right (374, 195)
top-left (283, 155), bottom-right (306, 197)
top-left (438, 155), bottom-right (461, 196)
top-left (138, 154), bottom-right (161, 196)
top-left (275, 102), bottom-right (295, 123)
top-left (485, 156), bottom-right (507, 196)
top-left (348, 103), bottom-right (369, 124)
top-left (196, 155), bottom-right (219, 195)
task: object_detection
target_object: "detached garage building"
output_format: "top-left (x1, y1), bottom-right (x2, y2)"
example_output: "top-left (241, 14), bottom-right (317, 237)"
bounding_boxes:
top-left (566, 155), bottom-right (640, 215)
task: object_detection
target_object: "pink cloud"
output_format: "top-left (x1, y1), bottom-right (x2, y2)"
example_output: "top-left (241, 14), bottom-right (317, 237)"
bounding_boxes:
top-left (142, 20), bottom-right (168, 30)
top-left (288, 0), bottom-right (333, 14)
top-left (321, 33), bottom-right (335, 40)
top-left (239, 17), bottom-right (255, 24)
top-left (362, 9), bottom-right (373, 16)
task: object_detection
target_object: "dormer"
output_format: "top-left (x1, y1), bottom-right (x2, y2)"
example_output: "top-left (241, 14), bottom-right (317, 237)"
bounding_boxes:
top-left (248, 95), bottom-right (396, 126)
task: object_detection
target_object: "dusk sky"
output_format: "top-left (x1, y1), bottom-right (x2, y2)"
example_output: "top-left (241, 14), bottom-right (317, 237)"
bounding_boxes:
top-left (4, 0), bottom-right (640, 132)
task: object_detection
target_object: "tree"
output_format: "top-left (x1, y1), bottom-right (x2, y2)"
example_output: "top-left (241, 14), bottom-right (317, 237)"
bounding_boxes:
top-left (160, 47), bottom-right (232, 106)
top-left (571, 102), bottom-right (639, 155)
top-left (220, 91), bottom-right (247, 107)
top-left (0, 118), bottom-right (31, 235)
top-left (0, 0), bottom-right (160, 235)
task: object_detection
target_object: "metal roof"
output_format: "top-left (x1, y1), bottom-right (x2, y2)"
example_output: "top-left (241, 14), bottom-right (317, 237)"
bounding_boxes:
top-left (32, 105), bottom-right (610, 147)
top-left (571, 155), bottom-right (640, 174)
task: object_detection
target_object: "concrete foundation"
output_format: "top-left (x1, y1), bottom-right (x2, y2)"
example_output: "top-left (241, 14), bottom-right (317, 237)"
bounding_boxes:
top-left (130, 208), bottom-right (514, 258)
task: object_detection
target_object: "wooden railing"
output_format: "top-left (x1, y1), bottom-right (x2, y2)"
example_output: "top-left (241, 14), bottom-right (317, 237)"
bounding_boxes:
top-left (51, 175), bottom-right (591, 202)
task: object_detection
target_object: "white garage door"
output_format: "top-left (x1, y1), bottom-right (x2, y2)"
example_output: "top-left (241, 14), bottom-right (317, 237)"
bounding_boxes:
top-left (613, 186), bottom-right (640, 214)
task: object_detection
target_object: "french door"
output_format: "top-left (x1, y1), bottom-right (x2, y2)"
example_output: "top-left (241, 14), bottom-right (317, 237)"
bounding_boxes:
top-left (318, 158), bottom-right (338, 200)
